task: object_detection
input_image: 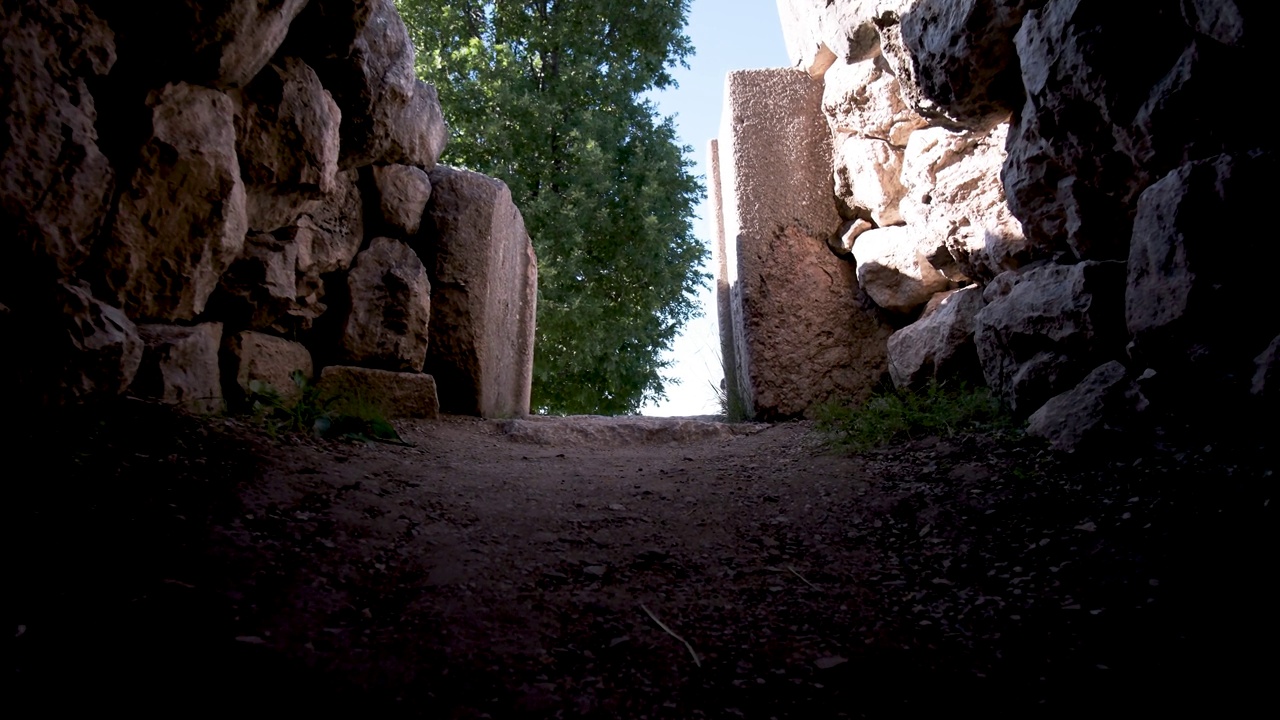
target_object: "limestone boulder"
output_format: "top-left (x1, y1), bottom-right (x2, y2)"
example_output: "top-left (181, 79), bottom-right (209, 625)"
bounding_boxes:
top-left (373, 164), bottom-right (432, 237)
top-left (224, 330), bottom-right (313, 405)
top-left (133, 323), bottom-right (224, 414)
top-left (776, 0), bottom-right (886, 76)
top-left (213, 232), bottom-right (325, 335)
top-left (1002, 0), bottom-right (1251, 260)
top-left (0, 0), bottom-right (116, 282)
top-left (238, 56), bottom-right (341, 232)
top-left (1026, 360), bottom-right (1133, 452)
top-left (852, 226), bottom-right (950, 314)
top-left (901, 125), bottom-right (1032, 283)
top-left (887, 286), bottom-right (985, 389)
top-left (317, 365), bottom-right (439, 419)
top-left (420, 167), bottom-right (538, 418)
top-left (896, 0), bottom-right (1036, 127)
top-left (50, 282), bottom-right (144, 403)
top-left (289, 168), bottom-right (365, 276)
top-left (717, 69), bottom-right (894, 418)
top-left (974, 261), bottom-right (1128, 414)
top-left (102, 82), bottom-right (247, 321)
top-left (1126, 153), bottom-right (1275, 389)
top-left (291, 0), bottom-right (448, 168)
top-left (341, 237), bottom-right (432, 372)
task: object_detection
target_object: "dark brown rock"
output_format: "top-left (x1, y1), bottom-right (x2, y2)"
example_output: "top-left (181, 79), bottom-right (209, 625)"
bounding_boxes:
top-left (341, 237), bottom-right (432, 372)
top-left (133, 323), bottom-right (224, 413)
top-left (317, 365), bottom-right (439, 419)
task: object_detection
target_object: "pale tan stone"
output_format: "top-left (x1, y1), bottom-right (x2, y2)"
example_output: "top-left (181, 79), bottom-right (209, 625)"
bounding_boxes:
top-left (317, 365), bottom-right (439, 419)
top-left (225, 330), bottom-right (313, 405)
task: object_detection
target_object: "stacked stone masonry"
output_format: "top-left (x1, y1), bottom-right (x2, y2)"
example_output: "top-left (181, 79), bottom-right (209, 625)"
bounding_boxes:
top-left (706, 1), bottom-right (1272, 444)
top-left (0, 0), bottom-right (537, 420)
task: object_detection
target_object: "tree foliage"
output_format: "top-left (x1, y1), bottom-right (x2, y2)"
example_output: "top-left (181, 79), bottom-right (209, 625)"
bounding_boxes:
top-left (395, 0), bottom-right (707, 415)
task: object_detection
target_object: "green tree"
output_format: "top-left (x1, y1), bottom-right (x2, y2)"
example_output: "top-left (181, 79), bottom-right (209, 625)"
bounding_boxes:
top-left (395, 0), bottom-right (707, 415)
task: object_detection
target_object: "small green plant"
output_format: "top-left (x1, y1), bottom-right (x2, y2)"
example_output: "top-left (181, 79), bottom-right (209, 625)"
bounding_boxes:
top-left (246, 371), bottom-right (407, 445)
top-left (816, 381), bottom-right (1015, 452)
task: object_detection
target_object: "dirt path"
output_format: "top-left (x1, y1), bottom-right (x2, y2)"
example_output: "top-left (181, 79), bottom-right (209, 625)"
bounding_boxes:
top-left (9, 402), bottom-right (1275, 717)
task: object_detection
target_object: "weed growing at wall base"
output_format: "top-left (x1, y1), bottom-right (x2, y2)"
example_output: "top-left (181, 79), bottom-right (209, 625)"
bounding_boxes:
top-left (816, 381), bottom-right (1017, 452)
top-left (247, 371), bottom-right (407, 445)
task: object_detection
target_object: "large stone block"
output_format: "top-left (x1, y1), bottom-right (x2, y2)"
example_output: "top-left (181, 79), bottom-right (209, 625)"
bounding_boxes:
top-left (317, 365), bottom-right (439, 419)
top-left (223, 330), bottom-right (313, 406)
top-left (341, 237), bottom-right (432, 372)
top-left (420, 167), bottom-right (538, 418)
top-left (852, 226), bottom-right (950, 314)
top-left (717, 68), bottom-right (893, 419)
top-left (237, 56), bottom-right (341, 233)
top-left (133, 323), bottom-right (224, 414)
top-left (102, 82), bottom-right (247, 321)
top-left (887, 286), bottom-right (985, 389)
top-left (975, 261), bottom-right (1127, 414)
top-left (0, 0), bottom-right (116, 283)
top-left (51, 282), bottom-right (144, 403)
top-left (372, 164), bottom-right (432, 237)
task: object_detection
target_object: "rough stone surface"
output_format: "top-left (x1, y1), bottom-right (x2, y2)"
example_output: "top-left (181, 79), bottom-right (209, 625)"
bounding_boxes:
top-left (317, 365), bottom-right (439, 419)
top-left (133, 323), bottom-right (224, 413)
top-left (224, 330), bottom-right (313, 405)
top-left (1126, 153), bottom-right (1274, 393)
top-left (214, 232), bottom-right (325, 335)
top-left (1026, 360), bottom-right (1131, 452)
top-left (718, 68), bottom-right (893, 418)
top-left (852, 226), bottom-right (950, 314)
top-left (896, 0), bottom-right (1034, 127)
top-left (292, 0), bottom-right (448, 168)
top-left (193, 0), bottom-right (312, 88)
top-left (901, 125), bottom-right (1031, 283)
top-left (102, 82), bottom-right (247, 321)
top-left (289, 168), bottom-right (365, 275)
top-left (373, 164), bottom-right (432, 237)
top-left (707, 139), bottom-right (742, 417)
top-left (887, 286), bottom-right (985, 389)
top-left (776, 0), bottom-right (885, 75)
top-left (1252, 335), bottom-right (1279, 400)
top-left (0, 0), bottom-right (116, 282)
top-left (49, 282), bottom-right (144, 403)
top-left (420, 167), bottom-right (538, 418)
top-left (975, 261), bottom-right (1127, 414)
top-left (238, 56), bottom-right (341, 232)
top-left (341, 237), bottom-right (432, 372)
top-left (823, 55), bottom-right (927, 224)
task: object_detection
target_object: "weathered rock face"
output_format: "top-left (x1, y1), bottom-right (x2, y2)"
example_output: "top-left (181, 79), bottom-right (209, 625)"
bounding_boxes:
top-left (715, 68), bottom-right (894, 419)
top-left (420, 167), bottom-right (538, 418)
top-left (317, 365), bottom-right (440, 419)
top-left (289, 0), bottom-right (448, 169)
top-left (102, 82), bottom-right (247, 321)
top-left (223, 330), bottom-right (313, 406)
top-left (341, 237), bottom-right (432, 372)
top-left (0, 0), bottom-right (116, 284)
top-left (373, 164), bottom-right (432, 237)
top-left (887, 286), bottom-right (985, 389)
top-left (238, 56), bottom-right (341, 233)
top-left (1026, 360), bottom-right (1132, 452)
top-left (975, 261), bottom-right (1127, 414)
top-left (852, 226), bottom-right (950, 314)
top-left (2, 1), bottom-right (532, 418)
top-left (133, 322), bottom-right (224, 413)
top-left (765, 0), bottom-right (1269, 436)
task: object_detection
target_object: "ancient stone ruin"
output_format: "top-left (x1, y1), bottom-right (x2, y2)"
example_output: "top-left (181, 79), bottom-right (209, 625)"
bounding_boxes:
top-left (0, 0), bottom-right (538, 419)
top-left (715, 0), bottom-right (1271, 448)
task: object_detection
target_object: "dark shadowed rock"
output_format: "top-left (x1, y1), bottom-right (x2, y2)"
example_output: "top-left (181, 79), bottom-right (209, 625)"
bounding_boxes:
top-left (1027, 360), bottom-right (1131, 452)
top-left (317, 365), bottom-right (439, 419)
top-left (0, 0), bottom-right (116, 283)
top-left (975, 261), bottom-right (1127, 414)
top-left (341, 237), bottom-right (432, 372)
top-left (51, 281), bottom-right (143, 403)
top-left (420, 167), bottom-right (538, 418)
top-left (888, 286), bottom-right (985, 389)
top-left (238, 56), bottom-right (341, 232)
top-left (373, 164), bottom-right (432, 237)
top-left (133, 323), bottom-right (224, 414)
top-left (223, 330), bottom-right (313, 406)
top-left (102, 82), bottom-right (247, 321)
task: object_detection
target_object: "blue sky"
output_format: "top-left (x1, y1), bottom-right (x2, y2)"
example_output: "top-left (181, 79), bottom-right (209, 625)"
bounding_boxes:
top-left (641, 0), bottom-right (791, 416)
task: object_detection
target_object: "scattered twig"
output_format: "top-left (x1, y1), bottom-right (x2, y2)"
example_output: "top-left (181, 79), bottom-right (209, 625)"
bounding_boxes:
top-left (787, 565), bottom-right (819, 590)
top-left (640, 603), bottom-right (701, 667)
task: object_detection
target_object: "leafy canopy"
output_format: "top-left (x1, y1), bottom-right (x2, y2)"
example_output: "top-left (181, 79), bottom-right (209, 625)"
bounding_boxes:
top-left (396, 0), bottom-right (708, 415)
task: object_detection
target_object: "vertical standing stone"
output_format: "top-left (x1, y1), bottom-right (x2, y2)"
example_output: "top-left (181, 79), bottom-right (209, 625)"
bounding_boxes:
top-left (717, 68), bottom-right (893, 419)
top-left (707, 138), bottom-right (742, 417)
top-left (420, 167), bottom-right (537, 418)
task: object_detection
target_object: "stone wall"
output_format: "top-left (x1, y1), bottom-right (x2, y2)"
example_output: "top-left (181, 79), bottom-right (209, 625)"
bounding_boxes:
top-left (0, 0), bottom-right (538, 419)
top-left (717, 0), bottom-right (1273, 444)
